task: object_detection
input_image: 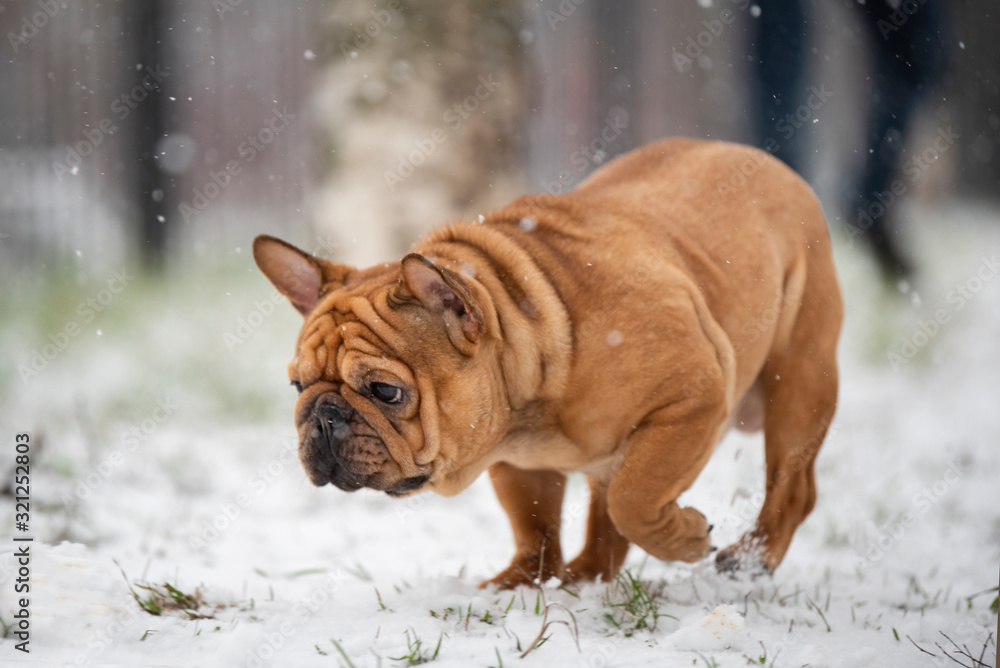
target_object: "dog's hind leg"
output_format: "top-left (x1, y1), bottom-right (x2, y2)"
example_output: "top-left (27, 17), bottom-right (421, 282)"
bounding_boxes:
top-left (717, 254), bottom-right (843, 573)
top-left (479, 462), bottom-right (566, 589)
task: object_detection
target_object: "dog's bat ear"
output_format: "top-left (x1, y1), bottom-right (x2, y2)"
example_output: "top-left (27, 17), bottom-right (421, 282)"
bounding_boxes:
top-left (399, 254), bottom-right (485, 343)
top-left (253, 235), bottom-right (352, 316)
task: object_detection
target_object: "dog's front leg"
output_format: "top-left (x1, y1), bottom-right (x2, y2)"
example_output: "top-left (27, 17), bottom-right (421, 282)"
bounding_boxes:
top-left (563, 475), bottom-right (630, 583)
top-left (479, 462), bottom-right (566, 589)
top-left (606, 381), bottom-right (728, 564)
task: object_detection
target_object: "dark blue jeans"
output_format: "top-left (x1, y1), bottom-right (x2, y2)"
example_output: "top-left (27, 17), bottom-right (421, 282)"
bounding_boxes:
top-left (751, 0), bottom-right (947, 272)
top-left (849, 0), bottom-right (948, 228)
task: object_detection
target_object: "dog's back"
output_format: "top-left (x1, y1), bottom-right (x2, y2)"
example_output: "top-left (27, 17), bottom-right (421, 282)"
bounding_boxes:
top-left (483, 138), bottom-right (840, 404)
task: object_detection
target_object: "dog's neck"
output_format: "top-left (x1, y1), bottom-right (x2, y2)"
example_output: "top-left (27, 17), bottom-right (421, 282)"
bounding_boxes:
top-left (416, 220), bottom-right (573, 412)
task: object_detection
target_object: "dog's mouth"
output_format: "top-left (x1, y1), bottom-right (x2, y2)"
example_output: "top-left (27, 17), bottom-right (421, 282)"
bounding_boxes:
top-left (326, 462), bottom-right (366, 492)
top-left (384, 475), bottom-right (431, 497)
top-left (303, 442), bottom-right (429, 496)
top-left (314, 467), bottom-right (428, 497)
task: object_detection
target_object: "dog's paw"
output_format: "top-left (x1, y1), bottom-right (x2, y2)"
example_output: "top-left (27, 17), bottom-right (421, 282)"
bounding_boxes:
top-left (714, 544), bottom-right (772, 578)
top-left (478, 554), bottom-right (564, 590)
top-left (624, 505), bottom-right (714, 563)
top-left (670, 506), bottom-right (715, 562)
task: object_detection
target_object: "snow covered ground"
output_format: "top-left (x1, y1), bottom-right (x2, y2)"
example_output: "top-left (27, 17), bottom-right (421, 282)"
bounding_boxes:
top-left (1, 200), bottom-right (998, 667)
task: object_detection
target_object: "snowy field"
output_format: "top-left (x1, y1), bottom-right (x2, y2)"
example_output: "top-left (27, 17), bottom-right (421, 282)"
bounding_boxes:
top-left (2, 201), bottom-right (998, 667)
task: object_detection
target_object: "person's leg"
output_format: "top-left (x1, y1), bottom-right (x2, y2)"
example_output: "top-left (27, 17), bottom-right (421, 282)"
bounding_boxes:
top-left (750, 0), bottom-right (810, 173)
top-left (847, 0), bottom-right (948, 278)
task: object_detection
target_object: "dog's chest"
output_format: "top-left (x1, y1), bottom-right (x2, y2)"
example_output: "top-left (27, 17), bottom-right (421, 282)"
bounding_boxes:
top-left (498, 426), bottom-right (623, 476)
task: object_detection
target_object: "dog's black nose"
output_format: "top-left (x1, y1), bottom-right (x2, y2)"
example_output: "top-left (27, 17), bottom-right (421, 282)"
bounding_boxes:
top-left (315, 403), bottom-right (348, 438)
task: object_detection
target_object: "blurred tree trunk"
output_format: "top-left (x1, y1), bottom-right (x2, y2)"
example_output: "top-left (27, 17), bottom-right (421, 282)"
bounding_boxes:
top-left (309, 0), bottom-right (528, 266)
top-left (129, 0), bottom-right (171, 270)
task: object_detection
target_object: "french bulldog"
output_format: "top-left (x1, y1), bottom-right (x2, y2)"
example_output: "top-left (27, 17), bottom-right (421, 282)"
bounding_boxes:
top-left (253, 137), bottom-right (842, 588)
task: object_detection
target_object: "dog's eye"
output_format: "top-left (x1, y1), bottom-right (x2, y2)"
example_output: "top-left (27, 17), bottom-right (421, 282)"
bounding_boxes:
top-left (370, 382), bottom-right (403, 405)
top-left (290, 381), bottom-right (304, 394)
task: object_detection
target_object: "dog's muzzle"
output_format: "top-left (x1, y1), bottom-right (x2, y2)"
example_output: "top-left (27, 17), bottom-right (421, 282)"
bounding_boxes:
top-left (307, 401), bottom-right (429, 496)
top-left (312, 403), bottom-right (365, 491)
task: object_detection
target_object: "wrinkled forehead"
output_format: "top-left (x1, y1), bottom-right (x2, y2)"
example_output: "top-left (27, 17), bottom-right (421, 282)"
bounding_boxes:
top-left (292, 289), bottom-right (400, 385)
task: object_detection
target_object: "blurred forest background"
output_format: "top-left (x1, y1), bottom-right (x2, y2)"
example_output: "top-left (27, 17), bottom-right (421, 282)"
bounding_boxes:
top-left (1, 0), bottom-right (997, 275)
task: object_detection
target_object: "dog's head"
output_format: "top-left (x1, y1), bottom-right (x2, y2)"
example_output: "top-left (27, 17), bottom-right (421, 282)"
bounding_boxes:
top-left (253, 235), bottom-right (509, 497)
